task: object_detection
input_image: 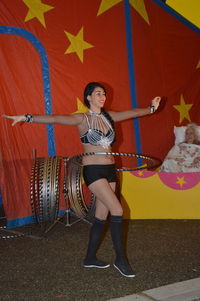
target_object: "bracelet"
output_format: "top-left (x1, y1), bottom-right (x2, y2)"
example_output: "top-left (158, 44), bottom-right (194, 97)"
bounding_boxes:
top-left (150, 105), bottom-right (156, 114)
top-left (24, 114), bottom-right (33, 123)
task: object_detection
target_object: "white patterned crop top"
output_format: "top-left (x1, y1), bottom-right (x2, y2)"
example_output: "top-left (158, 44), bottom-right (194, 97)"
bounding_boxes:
top-left (80, 110), bottom-right (115, 149)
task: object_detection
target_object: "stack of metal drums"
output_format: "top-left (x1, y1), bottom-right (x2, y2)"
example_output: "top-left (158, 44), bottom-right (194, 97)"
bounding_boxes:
top-left (30, 156), bottom-right (96, 231)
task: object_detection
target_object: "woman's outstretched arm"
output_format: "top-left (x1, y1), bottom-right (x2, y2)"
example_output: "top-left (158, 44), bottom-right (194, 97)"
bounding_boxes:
top-left (109, 96), bottom-right (161, 122)
top-left (2, 113), bottom-right (83, 126)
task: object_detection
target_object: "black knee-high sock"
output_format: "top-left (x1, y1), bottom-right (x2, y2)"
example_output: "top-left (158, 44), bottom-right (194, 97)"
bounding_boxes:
top-left (110, 215), bottom-right (126, 262)
top-left (84, 217), bottom-right (106, 262)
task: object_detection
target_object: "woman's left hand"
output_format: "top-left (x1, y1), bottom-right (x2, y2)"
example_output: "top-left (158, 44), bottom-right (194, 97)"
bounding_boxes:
top-left (151, 96), bottom-right (161, 111)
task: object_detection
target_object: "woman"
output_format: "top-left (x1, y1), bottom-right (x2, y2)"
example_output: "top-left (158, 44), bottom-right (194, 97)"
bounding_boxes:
top-left (3, 82), bottom-right (161, 277)
top-left (184, 123), bottom-right (200, 145)
top-left (159, 123), bottom-right (200, 173)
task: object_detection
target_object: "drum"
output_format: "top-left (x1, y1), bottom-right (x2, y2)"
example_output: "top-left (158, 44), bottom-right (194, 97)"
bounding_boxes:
top-left (30, 156), bottom-right (96, 230)
top-left (30, 157), bottom-right (61, 228)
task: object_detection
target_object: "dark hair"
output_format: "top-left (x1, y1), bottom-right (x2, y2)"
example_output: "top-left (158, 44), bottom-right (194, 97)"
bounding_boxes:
top-left (100, 109), bottom-right (115, 145)
top-left (84, 82), bottom-right (106, 108)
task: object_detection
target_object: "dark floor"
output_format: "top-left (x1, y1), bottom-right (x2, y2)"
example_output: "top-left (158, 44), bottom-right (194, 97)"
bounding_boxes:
top-left (1, 217), bottom-right (200, 301)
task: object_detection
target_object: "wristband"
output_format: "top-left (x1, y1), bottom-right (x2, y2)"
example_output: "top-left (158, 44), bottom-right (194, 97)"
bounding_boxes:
top-left (150, 105), bottom-right (156, 114)
top-left (24, 114), bottom-right (33, 122)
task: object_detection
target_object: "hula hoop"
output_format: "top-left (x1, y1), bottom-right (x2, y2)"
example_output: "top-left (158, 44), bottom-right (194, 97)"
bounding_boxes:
top-left (65, 152), bottom-right (161, 218)
top-left (64, 157), bottom-right (96, 218)
top-left (29, 152), bottom-right (161, 226)
top-left (69, 152), bottom-right (161, 171)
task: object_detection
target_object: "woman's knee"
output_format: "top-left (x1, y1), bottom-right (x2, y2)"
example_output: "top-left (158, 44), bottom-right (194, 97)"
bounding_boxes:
top-left (95, 212), bottom-right (109, 220)
top-left (95, 201), bottom-right (123, 218)
top-left (111, 205), bottom-right (123, 216)
top-left (95, 199), bottom-right (109, 219)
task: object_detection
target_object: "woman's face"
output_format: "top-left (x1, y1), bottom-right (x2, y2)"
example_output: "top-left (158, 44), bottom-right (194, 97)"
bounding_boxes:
top-left (185, 127), bottom-right (196, 144)
top-left (87, 87), bottom-right (106, 112)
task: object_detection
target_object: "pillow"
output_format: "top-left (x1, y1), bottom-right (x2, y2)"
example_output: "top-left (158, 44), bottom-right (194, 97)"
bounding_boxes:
top-left (174, 125), bottom-right (200, 144)
top-left (174, 126), bottom-right (186, 144)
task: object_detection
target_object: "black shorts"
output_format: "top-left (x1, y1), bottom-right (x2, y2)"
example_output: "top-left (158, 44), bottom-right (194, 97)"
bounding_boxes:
top-left (83, 164), bottom-right (117, 187)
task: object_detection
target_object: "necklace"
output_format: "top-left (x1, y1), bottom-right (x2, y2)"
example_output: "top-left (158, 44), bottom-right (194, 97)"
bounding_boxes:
top-left (85, 110), bottom-right (115, 148)
top-left (89, 109), bottom-right (102, 116)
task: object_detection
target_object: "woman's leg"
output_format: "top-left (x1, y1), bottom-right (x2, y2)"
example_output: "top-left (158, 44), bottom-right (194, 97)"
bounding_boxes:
top-left (110, 215), bottom-right (135, 277)
top-left (84, 215), bottom-right (110, 268)
top-left (88, 180), bottom-right (135, 277)
top-left (89, 179), bottom-right (122, 216)
top-left (84, 179), bottom-right (120, 268)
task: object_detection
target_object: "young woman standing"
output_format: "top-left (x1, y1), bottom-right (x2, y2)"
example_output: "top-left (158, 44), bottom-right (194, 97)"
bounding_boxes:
top-left (3, 82), bottom-right (161, 277)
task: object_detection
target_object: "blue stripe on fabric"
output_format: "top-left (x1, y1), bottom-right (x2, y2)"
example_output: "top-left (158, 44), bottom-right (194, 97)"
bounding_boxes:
top-left (151, 0), bottom-right (200, 34)
top-left (7, 216), bottom-right (34, 228)
top-left (58, 209), bottom-right (67, 216)
top-left (0, 26), bottom-right (56, 156)
top-left (123, 0), bottom-right (142, 156)
top-left (7, 210), bottom-right (66, 228)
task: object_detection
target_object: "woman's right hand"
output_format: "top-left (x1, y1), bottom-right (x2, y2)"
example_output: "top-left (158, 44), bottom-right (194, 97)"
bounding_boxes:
top-left (2, 114), bottom-right (25, 126)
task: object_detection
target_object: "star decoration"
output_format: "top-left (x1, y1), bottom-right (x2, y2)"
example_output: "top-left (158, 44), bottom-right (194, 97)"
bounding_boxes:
top-left (72, 98), bottom-right (88, 114)
top-left (129, 0), bottom-right (150, 24)
top-left (97, 0), bottom-right (149, 25)
top-left (166, 0), bottom-right (200, 29)
top-left (176, 176), bottom-right (186, 188)
top-left (97, 0), bottom-right (122, 16)
top-left (64, 27), bottom-right (94, 63)
top-left (173, 95), bottom-right (193, 124)
top-left (137, 170), bottom-right (144, 176)
top-left (196, 60), bottom-right (200, 69)
top-left (23, 0), bottom-right (54, 28)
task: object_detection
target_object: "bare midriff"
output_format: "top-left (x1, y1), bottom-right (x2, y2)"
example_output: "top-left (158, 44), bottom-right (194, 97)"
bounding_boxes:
top-left (82, 144), bottom-right (115, 165)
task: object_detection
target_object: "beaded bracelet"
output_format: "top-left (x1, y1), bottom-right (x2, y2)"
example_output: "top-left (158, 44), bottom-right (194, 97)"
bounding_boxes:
top-left (24, 114), bottom-right (33, 123)
top-left (150, 105), bottom-right (156, 114)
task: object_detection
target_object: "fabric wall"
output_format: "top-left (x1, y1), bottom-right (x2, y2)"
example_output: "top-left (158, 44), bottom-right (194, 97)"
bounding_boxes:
top-left (0, 0), bottom-right (200, 227)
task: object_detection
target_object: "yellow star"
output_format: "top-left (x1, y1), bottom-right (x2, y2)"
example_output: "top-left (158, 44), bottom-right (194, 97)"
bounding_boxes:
top-left (166, 0), bottom-right (200, 29)
top-left (137, 170), bottom-right (144, 176)
top-left (23, 0), bottom-right (54, 28)
top-left (196, 59), bottom-right (200, 69)
top-left (72, 98), bottom-right (88, 114)
top-left (173, 95), bottom-right (193, 124)
top-left (97, 0), bottom-right (149, 25)
top-left (97, 0), bottom-right (122, 16)
top-left (176, 176), bottom-right (186, 188)
top-left (129, 0), bottom-right (150, 24)
top-left (64, 27), bottom-right (94, 63)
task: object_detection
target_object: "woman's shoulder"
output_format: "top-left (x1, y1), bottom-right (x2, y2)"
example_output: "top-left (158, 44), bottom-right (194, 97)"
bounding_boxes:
top-left (104, 110), bottom-right (116, 119)
top-left (73, 112), bottom-right (91, 127)
top-left (71, 112), bottom-right (86, 124)
top-left (106, 110), bottom-right (115, 115)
